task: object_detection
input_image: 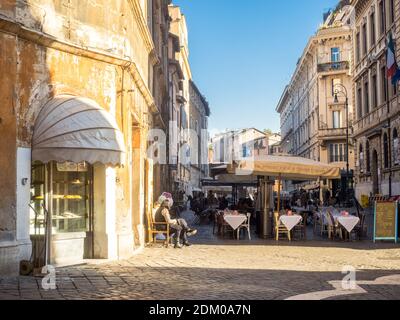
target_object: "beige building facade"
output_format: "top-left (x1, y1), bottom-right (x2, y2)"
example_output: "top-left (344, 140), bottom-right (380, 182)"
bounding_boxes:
top-left (189, 80), bottom-right (211, 192)
top-left (277, 3), bottom-right (355, 194)
top-left (0, 0), bottom-right (170, 275)
top-left (351, 0), bottom-right (400, 199)
top-left (169, 5), bottom-right (192, 198)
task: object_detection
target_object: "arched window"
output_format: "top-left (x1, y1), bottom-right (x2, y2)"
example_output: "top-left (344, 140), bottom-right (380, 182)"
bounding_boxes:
top-left (394, 129), bottom-right (399, 166)
top-left (383, 133), bottom-right (389, 168)
top-left (359, 144), bottom-right (364, 173)
top-left (366, 141), bottom-right (371, 172)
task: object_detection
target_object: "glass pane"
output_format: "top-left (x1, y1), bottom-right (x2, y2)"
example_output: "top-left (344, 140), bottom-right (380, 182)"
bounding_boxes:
top-left (335, 144), bottom-right (339, 162)
top-left (333, 111), bottom-right (340, 129)
top-left (331, 48), bottom-right (340, 62)
top-left (30, 162), bottom-right (46, 235)
top-left (51, 162), bottom-right (91, 234)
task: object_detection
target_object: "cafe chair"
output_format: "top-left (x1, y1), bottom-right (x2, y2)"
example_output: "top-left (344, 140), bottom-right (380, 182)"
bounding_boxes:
top-left (213, 211), bottom-right (221, 235)
top-left (237, 212), bottom-right (252, 240)
top-left (351, 212), bottom-right (367, 240)
top-left (313, 211), bottom-right (323, 235)
top-left (146, 208), bottom-right (170, 247)
top-left (220, 213), bottom-right (235, 239)
top-left (325, 211), bottom-right (342, 240)
top-left (294, 212), bottom-right (307, 240)
top-left (274, 212), bottom-right (291, 241)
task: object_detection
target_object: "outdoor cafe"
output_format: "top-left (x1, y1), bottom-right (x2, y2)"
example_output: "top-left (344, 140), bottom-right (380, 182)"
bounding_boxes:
top-left (203, 155), bottom-right (373, 243)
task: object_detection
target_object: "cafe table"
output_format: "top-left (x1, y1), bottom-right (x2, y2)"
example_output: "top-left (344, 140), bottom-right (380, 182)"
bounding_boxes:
top-left (336, 215), bottom-right (360, 233)
top-left (321, 210), bottom-right (360, 233)
top-left (223, 213), bottom-right (248, 231)
top-left (279, 214), bottom-right (303, 232)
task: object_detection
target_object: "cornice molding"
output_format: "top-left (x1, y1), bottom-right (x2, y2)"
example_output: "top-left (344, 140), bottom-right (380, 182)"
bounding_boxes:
top-left (0, 16), bottom-right (157, 114)
top-left (128, 0), bottom-right (158, 65)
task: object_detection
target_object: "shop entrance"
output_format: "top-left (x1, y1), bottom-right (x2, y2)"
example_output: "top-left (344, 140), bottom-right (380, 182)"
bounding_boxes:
top-left (30, 161), bottom-right (94, 266)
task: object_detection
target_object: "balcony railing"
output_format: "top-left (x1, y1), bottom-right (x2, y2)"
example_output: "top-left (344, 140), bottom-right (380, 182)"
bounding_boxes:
top-left (318, 127), bottom-right (353, 140)
top-left (317, 61), bottom-right (350, 73)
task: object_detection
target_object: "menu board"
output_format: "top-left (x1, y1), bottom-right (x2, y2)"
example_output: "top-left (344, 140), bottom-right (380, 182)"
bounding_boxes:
top-left (374, 202), bottom-right (398, 243)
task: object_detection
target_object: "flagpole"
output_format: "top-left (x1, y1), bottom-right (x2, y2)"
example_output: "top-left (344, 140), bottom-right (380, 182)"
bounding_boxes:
top-left (386, 33), bottom-right (393, 197)
top-left (384, 0), bottom-right (393, 197)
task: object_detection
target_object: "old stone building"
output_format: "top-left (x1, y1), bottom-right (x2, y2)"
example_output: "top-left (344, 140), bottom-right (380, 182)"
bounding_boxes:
top-left (149, 0), bottom-right (171, 200)
top-left (189, 80), bottom-right (210, 192)
top-left (351, 0), bottom-right (400, 199)
top-left (276, 3), bottom-right (355, 194)
top-left (0, 0), bottom-right (166, 274)
top-left (168, 5), bottom-right (192, 198)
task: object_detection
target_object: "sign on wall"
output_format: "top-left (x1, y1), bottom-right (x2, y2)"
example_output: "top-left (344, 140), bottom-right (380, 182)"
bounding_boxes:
top-left (374, 201), bottom-right (398, 243)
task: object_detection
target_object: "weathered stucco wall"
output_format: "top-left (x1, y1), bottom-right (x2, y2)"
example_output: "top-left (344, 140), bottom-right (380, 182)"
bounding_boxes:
top-left (0, 32), bottom-right (18, 242)
top-left (0, 0), bottom-right (156, 273)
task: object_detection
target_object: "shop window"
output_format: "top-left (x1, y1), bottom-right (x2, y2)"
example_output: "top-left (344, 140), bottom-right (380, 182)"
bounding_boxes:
top-left (30, 161), bottom-right (93, 236)
top-left (359, 144), bottom-right (364, 173)
top-left (366, 141), bottom-right (371, 172)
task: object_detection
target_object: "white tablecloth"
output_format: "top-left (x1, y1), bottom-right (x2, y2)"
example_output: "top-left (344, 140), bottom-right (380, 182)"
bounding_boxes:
top-left (337, 216), bottom-right (360, 233)
top-left (224, 215), bottom-right (247, 230)
top-left (280, 215), bottom-right (303, 231)
top-left (319, 211), bottom-right (360, 233)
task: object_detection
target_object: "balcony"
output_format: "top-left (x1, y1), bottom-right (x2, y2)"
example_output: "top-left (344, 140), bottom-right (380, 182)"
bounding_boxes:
top-left (317, 61), bottom-right (349, 74)
top-left (318, 127), bottom-right (353, 145)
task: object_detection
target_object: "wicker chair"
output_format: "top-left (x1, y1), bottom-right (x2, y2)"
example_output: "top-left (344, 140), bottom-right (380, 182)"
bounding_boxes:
top-left (274, 212), bottom-right (291, 241)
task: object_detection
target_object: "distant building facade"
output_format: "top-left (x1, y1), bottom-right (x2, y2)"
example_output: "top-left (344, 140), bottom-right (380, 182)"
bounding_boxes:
top-left (277, 4), bottom-right (355, 194)
top-left (189, 80), bottom-right (211, 192)
top-left (351, 0), bottom-right (400, 198)
top-left (211, 128), bottom-right (268, 164)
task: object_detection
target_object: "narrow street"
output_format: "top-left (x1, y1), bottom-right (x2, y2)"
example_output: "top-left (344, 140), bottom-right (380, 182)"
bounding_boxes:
top-left (1, 211), bottom-right (400, 300)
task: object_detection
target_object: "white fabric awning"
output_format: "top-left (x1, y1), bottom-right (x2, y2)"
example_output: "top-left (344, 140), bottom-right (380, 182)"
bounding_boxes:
top-left (228, 155), bottom-right (341, 180)
top-left (32, 95), bottom-right (126, 166)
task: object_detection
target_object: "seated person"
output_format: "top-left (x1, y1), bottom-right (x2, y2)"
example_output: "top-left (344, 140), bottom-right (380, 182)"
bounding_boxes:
top-left (155, 193), bottom-right (197, 249)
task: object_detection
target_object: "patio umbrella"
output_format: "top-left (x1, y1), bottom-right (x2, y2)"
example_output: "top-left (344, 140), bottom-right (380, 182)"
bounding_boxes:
top-left (227, 155), bottom-right (341, 213)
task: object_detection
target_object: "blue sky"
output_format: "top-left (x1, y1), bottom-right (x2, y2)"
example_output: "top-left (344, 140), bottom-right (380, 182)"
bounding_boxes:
top-left (173, 0), bottom-right (339, 133)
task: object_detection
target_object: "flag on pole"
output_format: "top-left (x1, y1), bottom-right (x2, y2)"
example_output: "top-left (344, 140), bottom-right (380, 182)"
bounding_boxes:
top-left (387, 32), bottom-right (400, 85)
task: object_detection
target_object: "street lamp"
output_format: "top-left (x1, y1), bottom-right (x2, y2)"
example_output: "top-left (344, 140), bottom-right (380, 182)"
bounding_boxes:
top-left (334, 83), bottom-right (350, 203)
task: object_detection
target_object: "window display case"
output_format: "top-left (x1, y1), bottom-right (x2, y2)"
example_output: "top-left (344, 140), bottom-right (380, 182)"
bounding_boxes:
top-left (30, 161), bottom-right (93, 235)
top-left (51, 162), bottom-right (91, 234)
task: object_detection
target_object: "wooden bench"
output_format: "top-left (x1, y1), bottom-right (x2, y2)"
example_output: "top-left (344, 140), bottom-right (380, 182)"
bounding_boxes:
top-left (147, 208), bottom-right (170, 247)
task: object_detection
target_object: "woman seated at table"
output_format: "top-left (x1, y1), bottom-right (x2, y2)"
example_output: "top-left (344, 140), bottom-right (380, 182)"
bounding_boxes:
top-left (155, 193), bottom-right (197, 249)
top-left (279, 206), bottom-right (293, 216)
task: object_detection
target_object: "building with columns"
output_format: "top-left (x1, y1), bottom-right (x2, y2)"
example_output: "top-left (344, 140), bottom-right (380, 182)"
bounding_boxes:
top-left (277, 2), bottom-right (355, 194)
top-left (351, 0), bottom-right (400, 199)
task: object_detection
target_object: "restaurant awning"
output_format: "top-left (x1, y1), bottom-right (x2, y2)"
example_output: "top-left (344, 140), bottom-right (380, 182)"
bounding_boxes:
top-left (32, 95), bottom-right (126, 166)
top-left (228, 155), bottom-right (341, 180)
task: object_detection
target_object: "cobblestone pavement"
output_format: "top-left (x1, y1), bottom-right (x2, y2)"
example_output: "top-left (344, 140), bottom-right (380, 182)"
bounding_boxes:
top-left (1, 210), bottom-right (400, 300)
